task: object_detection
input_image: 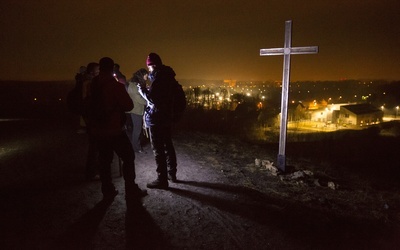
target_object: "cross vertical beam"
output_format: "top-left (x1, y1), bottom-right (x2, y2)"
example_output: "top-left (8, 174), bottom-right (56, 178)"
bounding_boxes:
top-left (260, 20), bottom-right (318, 172)
top-left (278, 20), bottom-right (292, 172)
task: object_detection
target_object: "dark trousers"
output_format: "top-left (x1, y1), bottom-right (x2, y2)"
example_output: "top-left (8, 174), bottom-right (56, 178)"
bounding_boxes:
top-left (94, 132), bottom-right (136, 192)
top-left (148, 124), bottom-right (177, 180)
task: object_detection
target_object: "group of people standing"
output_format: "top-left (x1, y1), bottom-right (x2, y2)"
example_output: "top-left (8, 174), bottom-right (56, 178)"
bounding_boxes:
top-left (75, 53), bottom-right (179, 202)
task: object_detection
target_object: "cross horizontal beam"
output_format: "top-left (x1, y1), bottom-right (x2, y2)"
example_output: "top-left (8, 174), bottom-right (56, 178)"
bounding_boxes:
top-left (260, 46), bottom-right (318, 56)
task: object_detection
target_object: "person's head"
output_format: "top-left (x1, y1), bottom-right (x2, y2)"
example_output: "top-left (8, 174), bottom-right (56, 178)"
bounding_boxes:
top-left (99, 57), bottom-right (114, 73)
top-left (86, 62), bottom-right (100, 77)
top-left (146, 53), bottom-right (162, 72)
top-left (113, 63), bottom-right (120, 72)
top-left (133, 68), bottom-right (148, 83)
top-left (78, 66), bottom-right (86, 74)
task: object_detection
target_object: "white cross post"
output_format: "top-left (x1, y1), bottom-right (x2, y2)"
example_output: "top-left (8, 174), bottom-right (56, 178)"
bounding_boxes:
top-left (260, 20), bottom-right (318, 172)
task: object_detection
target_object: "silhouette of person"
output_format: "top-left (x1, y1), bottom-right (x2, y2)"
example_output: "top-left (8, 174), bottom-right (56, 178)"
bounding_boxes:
top-left (126, 68), bottom-right (148, 153)
top-left (86, 57), bottom-right (146, 199)
top-left (74, 66), bottom-right (87, 134)
top-left (82, 62), bottom-right (100, 181)
top-left (138, 53), bottom-right (178, 189)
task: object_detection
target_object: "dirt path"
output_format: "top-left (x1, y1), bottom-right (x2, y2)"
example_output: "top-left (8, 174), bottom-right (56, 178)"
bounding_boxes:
top-left (1, 118), bottom-right (399, 249)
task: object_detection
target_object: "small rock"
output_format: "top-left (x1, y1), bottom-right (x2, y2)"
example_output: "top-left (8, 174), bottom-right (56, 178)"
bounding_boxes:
top-left (303, 170), bottom-right (314, 176)
top-left (327, 181), bottom-right (335, 190)
top-left (261, 160), bottom-right (273, 167)
top-left (291, 171), bottom-right (305, 179)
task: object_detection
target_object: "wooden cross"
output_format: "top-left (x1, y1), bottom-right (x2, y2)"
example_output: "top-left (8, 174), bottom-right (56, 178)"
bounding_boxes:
top-left (260, 20), bottom-right (318, 172)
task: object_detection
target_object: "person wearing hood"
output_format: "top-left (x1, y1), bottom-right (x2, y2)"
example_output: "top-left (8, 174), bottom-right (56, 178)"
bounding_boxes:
top-left (137, 53), bottom-right (178, 189)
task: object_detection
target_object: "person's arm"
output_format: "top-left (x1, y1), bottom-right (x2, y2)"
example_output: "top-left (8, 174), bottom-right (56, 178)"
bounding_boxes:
top-left (133, 86), bottom-right (147, 105)
top-left (137, 83), bottom-right (153, 106)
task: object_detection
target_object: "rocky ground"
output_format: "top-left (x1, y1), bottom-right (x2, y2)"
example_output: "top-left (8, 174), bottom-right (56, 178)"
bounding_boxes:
top-left (1, 117), bottom-right (400, 249)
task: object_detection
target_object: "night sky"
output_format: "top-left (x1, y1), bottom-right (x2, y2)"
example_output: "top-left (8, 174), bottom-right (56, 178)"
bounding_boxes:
top-left (1, 0), bottom-right (399, 82)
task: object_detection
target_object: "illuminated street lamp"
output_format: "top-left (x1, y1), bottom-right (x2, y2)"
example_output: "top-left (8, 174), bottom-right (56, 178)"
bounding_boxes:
top-left (396, 106), bottom-right (399, 118)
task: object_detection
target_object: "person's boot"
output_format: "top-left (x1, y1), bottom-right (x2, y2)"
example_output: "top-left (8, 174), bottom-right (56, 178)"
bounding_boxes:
top-left (147, 177), bottom-right (168, 189)
top-left (102, 183), bottom-right (118, 200)
top-left (125, 183), bottom-right (147, 209)
top-left (126, 182), bottom-right (147, 198)
top-left (167, 173), bottom-right (177, 183)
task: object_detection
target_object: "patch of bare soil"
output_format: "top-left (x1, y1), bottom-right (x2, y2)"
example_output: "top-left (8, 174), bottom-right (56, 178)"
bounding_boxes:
top-left (1, 118), bottom-right (399, 249)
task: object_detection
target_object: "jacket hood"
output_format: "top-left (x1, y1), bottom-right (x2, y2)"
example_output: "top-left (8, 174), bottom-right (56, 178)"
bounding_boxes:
top-left (153, 65), bottom-right (176, 79)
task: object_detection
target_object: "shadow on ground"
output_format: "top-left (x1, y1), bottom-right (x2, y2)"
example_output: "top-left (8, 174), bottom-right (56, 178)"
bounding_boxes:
top-left (169, 180), bottom-right (400, 250)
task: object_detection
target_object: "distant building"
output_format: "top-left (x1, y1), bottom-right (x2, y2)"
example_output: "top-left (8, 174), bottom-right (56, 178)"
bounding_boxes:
top-left (306, 103), bottom-right (355, 124)
top-left (288, 102), bottom-right (307, 121)
top-left (310, 108), bottom-right (329, 123)
top-left (339, 103), bottom-right (383, 126)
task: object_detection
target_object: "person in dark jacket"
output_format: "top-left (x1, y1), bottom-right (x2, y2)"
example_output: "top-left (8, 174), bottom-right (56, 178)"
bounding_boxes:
top-left (82, 62), bottom-right (100, 181)
top-left (86, 57), bottom-right (146, 200)
top-left (137, 53), bottom-right (178, 189)
top-left (74, 66), bottom-right (87, 133)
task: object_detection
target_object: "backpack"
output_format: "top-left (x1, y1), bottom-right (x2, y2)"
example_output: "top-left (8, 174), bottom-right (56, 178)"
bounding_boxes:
top-left (172, 81), bottom-right (186, 122)
top-left (66, 79), bottom-right (84, 115)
